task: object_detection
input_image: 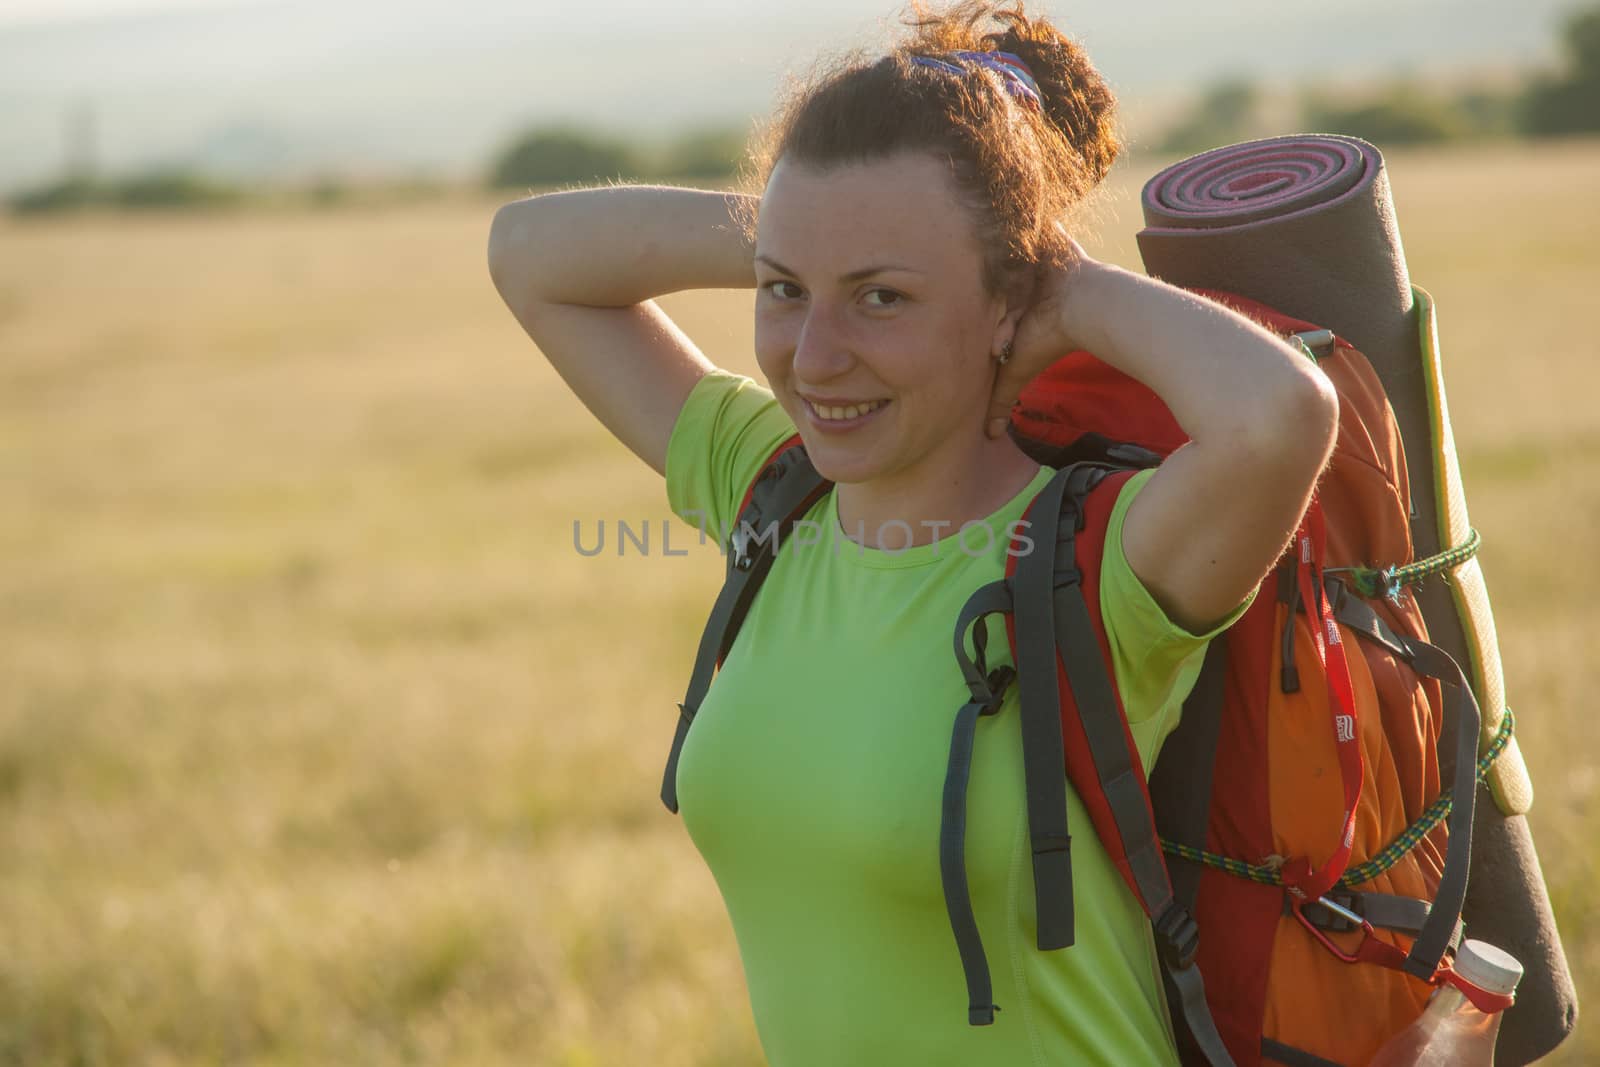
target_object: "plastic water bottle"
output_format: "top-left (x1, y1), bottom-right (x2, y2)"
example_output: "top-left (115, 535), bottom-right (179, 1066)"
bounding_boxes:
top-left (1367, 939), bottom-right (1523, 1066)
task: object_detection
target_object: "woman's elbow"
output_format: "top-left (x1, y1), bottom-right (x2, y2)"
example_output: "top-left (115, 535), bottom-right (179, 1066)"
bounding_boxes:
top-left (489, 196), bottom-right (566, 312)
top-left (1212, 359), bottom-right (1339, 487)
top-left (1261, 362), bottom-right (1340, 480)
top-left (486, 202), bottom-right (529, 302)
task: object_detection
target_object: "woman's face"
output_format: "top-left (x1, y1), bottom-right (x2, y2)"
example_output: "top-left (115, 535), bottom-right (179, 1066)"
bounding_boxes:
top-left (754, 151), bottom-right (1011, 488)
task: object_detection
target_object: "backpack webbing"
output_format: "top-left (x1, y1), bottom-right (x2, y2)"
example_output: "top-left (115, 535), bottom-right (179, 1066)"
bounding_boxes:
top-left (1000, 462), bottom-right (1232, 1066)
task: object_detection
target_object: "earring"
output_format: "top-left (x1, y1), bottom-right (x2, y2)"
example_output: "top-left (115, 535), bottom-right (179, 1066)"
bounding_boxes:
top-left (997, 340), bottom-right (1013, 366)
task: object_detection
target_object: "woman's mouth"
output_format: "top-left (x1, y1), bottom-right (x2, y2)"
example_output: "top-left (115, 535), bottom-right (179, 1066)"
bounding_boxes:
top-left (802, 397), bottom-right (891, 430)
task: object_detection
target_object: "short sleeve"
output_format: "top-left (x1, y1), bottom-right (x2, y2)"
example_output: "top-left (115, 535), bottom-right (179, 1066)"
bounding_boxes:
top-left (1098, 469), bottom-right (1255, 765)
top-left (665, 370), bottom-right (798, 542)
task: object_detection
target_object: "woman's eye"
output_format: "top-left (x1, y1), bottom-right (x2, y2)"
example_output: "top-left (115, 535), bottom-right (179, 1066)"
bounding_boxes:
top-left (863, 288), bottom-right (902, 307)
top-left (765, 281), bottom-right (804, 301)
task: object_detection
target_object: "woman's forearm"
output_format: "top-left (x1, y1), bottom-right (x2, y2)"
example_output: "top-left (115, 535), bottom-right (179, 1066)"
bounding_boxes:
top-left (488, 186), bottom-right (760, 312)
top-left (1042, 259), bottom-right (1338, 630)
top-left (1059, 262), bottom-right (1335, 453)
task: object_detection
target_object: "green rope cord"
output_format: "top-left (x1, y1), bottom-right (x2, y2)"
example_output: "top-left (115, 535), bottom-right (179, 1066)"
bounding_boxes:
top-left (1161, 706), bottom-right (1515, 889)
top-left (1335, 528), bottom-right (1482, 601)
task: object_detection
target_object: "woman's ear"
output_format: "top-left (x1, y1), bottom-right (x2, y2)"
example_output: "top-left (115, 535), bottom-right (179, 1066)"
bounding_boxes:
top-left (991, 267), bottom-right (1036, 356)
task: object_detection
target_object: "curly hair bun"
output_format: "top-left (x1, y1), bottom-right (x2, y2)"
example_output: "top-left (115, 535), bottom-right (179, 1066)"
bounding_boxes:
top-left (904, 1), bottom-right (1121, 183)
top-left (748, 1), bottom-right (1121, 288)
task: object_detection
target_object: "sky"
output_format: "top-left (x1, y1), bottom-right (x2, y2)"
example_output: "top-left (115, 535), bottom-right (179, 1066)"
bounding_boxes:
top-left (0, 0), bottom-right (252, 25)
top-left (0, 0), bottom-right (1574, 193)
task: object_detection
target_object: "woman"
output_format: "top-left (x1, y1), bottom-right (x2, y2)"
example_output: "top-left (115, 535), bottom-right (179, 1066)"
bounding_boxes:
top-left (488, 3), bottom-right (1338, 1063)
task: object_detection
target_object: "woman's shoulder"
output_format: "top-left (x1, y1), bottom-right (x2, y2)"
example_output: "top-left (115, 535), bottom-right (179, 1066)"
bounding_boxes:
top-left (665, 370), bottom-right (798, 537)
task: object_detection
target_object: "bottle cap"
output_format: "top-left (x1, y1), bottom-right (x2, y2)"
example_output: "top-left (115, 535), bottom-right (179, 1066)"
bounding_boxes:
top-left (1454, 939), bottom-right (1523, 996)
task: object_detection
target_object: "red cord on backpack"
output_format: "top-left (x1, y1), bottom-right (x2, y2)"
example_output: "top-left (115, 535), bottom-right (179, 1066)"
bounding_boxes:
top-left (1279, 503), bottom-right (1366, 905)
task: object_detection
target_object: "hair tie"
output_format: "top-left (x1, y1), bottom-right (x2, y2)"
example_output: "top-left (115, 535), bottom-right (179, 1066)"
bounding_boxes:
top-left (909, 50), bottom-right (1042, 112)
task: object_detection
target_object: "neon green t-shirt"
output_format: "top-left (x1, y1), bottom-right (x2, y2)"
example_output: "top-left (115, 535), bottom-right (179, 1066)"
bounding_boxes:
top-left (665, 371), bottom-right (1244, 1067)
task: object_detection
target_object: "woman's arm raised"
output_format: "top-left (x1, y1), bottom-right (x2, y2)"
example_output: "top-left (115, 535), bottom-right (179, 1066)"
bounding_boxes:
top-left (997, 243), bottom-right (1340, 634)
top-left (487, 186), bottom-right (760, 474)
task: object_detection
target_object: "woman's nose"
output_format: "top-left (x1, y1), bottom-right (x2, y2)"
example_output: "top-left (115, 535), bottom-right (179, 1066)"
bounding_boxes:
top-left (791, 302), bottom-right (854, 382)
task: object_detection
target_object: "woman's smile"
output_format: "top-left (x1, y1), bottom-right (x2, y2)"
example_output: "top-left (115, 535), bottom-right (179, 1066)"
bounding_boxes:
top-left (801, 395), bottom-right (893, 429)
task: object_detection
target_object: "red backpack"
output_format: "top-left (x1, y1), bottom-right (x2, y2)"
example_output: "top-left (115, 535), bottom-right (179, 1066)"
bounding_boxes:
top-left (661, 292), bottom-right (1513, 1066)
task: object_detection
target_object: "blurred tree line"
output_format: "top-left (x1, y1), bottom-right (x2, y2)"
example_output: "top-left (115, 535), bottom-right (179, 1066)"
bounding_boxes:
top-left (8, 171), bottom-right (245, 215)
top-left (1156, 5), bottom-right (1600, 152)
top-left (9, 5), bottom-right (1600, 214)
top-left (485, 125), bottom-right (748, 189)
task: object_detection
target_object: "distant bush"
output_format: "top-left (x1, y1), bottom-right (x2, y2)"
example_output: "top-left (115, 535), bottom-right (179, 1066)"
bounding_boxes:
top-left (9, 170), bottom-right (243, 215)
top-left (1451, 88), bottom-right (1520, 138)
top-left (488, 128), bottom-right (642, 188)
top-left (9, 178), bottom-right (103, 215)
top-left (110, 171), bottom-right (243, 209)
top-left (654, 126), bottom-right (749, 180)
top-left (306, 176), bottom-right (351, 208)
top-left (1517, 6), bottom-right (1600, 135)
top-left (1154, 80), bottom-right (1263, 154)
top-left (1302, 88), bottom-right (1470, 146)
top-left (486, 124), bottom-right (751, 188)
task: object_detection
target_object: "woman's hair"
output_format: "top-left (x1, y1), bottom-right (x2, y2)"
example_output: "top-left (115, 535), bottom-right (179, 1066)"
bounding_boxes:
top-left (744, 1), bottom-right (1121, 295)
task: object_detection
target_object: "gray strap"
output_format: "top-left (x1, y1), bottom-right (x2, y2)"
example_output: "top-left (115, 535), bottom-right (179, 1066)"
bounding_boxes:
top-left (1324, 577), bottom-right (1480, 980)
top-left (1260, 1038), bottom-right (1344, 1067)
top-left (1288, 890), bottom-right (1463, 947)
top-left (661, 448), bottom-right (829, 812)
top-left (940, 579), bottom-right (1023, 1026)
top-left (951, 581), bottom-right (1015, 703)
top-left (941, 696), bottom-right (1006, 1026)
top-left (662, 551), bottom-right (765, 813)
top-left (1356, 889), bottom-right (1446, 940)
top-left (1043, 464), bottom-right (1233, 1066)
top-left (1164, 954), bottom-right (1239, 1067)
top-left (1047, 466), bottom-right (1175, 920)
top-left (1010, 466), bottom-right (1079, 951)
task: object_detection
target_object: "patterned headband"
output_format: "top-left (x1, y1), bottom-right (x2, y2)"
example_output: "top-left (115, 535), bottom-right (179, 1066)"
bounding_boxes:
top-left (909, 50), bottom-right (1042, 112)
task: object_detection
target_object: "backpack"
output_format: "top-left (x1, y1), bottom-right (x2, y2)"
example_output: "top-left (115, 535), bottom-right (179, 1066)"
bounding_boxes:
top-left (660, 291), bottom-right (1513, 1067)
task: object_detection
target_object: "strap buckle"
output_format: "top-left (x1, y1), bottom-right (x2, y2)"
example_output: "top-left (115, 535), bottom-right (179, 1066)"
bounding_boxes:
top-left (730, 523), bottom-right (757, 571)
top-left (1291, 895), bottom-right (1364, 963)
top-left (1290, 894), bottom-right (1400, 970)
top-left (982, 665), bottom-right (1016, 714)
top-left (1287, 328), bottom-right (1336, 362)
top-left (1293, 888), bottom-right (1362, 933)
top-left (1154, 902), bottom-right (1200, 970)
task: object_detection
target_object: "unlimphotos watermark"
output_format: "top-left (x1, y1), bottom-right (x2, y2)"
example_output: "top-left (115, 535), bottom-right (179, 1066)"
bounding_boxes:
top-left (572, 512), bottom-right (1036, 559)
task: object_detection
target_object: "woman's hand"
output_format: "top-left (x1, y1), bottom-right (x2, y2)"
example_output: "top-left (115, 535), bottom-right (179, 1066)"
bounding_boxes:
top-left (985, 236), bottom-right (1103, 438)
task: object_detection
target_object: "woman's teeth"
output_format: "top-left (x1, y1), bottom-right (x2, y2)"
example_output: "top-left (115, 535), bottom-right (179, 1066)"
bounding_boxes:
top-left (811, 399), bottom-right (888, 421)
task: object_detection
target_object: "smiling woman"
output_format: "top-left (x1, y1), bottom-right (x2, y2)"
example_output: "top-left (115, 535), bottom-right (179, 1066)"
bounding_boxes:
top-left (487, 3), bottom-right (1335, 1064)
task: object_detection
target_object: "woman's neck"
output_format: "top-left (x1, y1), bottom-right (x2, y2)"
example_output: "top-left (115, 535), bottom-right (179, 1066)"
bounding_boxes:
top-left (833, 433), bottom-right (1042, 549)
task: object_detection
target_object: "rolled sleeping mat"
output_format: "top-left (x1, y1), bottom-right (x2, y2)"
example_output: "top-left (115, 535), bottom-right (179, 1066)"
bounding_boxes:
top-left (1136, 135), bottom-right (1577, 1063)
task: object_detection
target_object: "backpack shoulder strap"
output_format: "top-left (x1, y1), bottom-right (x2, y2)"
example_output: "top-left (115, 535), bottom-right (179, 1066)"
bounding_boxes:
top-left (660, 435), bottom-right (830, 812)
top-left (1008, 462), bottom-right (1178, 927)
top-left (1009, 459), bottom-right (1236, 1066)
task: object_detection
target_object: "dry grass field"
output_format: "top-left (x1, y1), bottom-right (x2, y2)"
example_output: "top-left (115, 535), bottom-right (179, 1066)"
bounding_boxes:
top-left (2, 139), bottom-right (1597, 1065)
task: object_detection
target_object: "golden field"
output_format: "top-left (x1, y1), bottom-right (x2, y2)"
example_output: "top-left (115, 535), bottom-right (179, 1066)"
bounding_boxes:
top-left (2, 140), bottom-right (1597, 1065)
